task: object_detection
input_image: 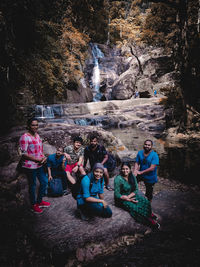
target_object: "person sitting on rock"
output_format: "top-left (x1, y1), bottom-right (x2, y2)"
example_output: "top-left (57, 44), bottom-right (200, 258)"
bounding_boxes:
top-left (84, 134), bottom-right (114, 191)
top-left (63, 136), bottom-right (86, 186)
top-left (76, 163), bottom-right (112, 219)
top-left (47, 147), bottom-right (69, 195)
top-left (114, 162), bottom-right (160, 230)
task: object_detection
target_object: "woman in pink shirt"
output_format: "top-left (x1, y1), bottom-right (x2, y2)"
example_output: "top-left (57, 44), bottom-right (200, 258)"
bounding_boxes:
top-left (19, 118), bottom-right (50, 213)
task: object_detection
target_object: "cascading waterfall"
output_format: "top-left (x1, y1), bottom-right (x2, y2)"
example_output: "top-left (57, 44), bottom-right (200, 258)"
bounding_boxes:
top-left (34, 105), bottom-right (63, 119)
top-left (90, 43), bottom-right (104, 102)
top-left (35, 105), bottom-right (54, 119)
top-left (106, 17), bottom-right (111, 45)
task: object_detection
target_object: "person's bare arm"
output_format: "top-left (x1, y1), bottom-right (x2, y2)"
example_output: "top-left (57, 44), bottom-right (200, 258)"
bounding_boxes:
top-left (133, 162), bottom-right (140, 176)
top-left (47, 166), bottom-right (53, 181)
top-left (137, 164), bottom-right (156, 175)
top-left (63, 153), bottom-right (71, 161)
top-left (22, 153), bottom-right (46, 164)
top-left (101, 154), bottom-right (108, 165)
top-left (85, 195), bottom-right (108, 208)
top-left (62, 157), bottom-right (66, 171)
top-left (78, 155), bottom-right (84, 165)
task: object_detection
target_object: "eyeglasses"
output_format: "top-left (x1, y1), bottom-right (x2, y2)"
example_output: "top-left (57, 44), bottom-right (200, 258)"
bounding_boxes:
top-left (31, 124), bottom-right (38, 127)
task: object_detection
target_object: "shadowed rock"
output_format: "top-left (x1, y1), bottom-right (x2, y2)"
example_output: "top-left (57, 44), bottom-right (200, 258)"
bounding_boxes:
top-left (19, 178), bottom-right (200, 265)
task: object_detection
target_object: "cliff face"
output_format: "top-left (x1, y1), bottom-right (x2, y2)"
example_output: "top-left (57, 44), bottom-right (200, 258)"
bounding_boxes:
top-left (0, 0), bottom-right (199, 132)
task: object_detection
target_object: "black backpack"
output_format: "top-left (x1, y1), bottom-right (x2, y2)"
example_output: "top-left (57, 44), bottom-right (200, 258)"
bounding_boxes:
top-left (106, 153), bottom-right (117, 172)
top-left (48, 178), bottom-right (63, 197)
top-left (71, 173), bottom-right (103, 200)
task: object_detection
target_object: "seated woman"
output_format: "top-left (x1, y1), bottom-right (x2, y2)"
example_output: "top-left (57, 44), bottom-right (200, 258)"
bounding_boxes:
top-left (114, 162), bottom-right (160, 229)
top-left (76, 163), bottom-right (112, 219)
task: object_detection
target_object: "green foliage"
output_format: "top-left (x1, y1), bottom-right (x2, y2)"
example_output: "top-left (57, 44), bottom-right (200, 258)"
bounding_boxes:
top-left (141, 2), bottom-right (178, 48)
top-left (108, 0), bottom-right (147, 45)
top-left (65, 0), bottom-right (109, 43)
top-left (61, 18), bottom-right (90, 84)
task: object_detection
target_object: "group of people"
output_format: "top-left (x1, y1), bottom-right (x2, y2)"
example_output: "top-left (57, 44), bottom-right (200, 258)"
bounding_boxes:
top-left (19, 117), bottom-right (160, 230)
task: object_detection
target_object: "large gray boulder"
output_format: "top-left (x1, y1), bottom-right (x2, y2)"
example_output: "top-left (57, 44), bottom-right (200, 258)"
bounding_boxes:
top-left (0, 123), bottom-right (126, 183)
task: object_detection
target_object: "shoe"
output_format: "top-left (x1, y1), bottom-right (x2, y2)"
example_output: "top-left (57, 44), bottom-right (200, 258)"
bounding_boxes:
top-left (151, 212), bottom-right (158, 220)
top-left (148, 218), bottom-right (160, 230)
top-left (105, 185), bottom-right (114, 191)
top-left (77, 208), bottom-right (89, 221)
top-left (153, 222), bottom-right (160, 230)
top-left (63, 189), bottom-right (70, 196)
top-left (32, 204), bottom-right (43, 214)
top-left (38, 200), bottom-right (51, 208)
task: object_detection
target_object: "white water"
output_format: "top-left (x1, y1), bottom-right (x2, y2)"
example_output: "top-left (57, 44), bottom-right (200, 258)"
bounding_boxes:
top-left (90, 43), bottom-right (104, 102)
top-left (35, 105), bottom-right (54, 119)
top-left (34, 105), bottom-right (63, 119)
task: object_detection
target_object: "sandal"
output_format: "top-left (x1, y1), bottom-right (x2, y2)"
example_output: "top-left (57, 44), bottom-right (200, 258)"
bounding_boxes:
top-left (105, 185), bottom-right (114, 191)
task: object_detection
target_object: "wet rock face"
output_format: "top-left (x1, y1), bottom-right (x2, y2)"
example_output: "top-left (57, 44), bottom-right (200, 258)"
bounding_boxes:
top-left (84, 44), bottom-right (177, 101)
top-left (63, 97), bottom-right (167, 139)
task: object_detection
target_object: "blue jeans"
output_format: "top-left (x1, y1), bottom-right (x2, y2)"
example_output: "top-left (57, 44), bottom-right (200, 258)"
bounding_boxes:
top-left (24, 166), bottom-right (48, 205)
top-left (79, 202), bottom-right (112, 218)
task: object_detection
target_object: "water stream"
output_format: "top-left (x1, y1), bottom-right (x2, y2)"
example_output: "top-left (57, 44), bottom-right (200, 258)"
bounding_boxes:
top-left (90, 43), bottom-right (104, 101)
top-left (34, 105), bottom-right (63, 119)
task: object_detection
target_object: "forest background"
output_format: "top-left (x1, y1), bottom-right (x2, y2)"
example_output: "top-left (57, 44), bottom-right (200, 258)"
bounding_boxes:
top-left (0, 0), bottom-right (200, 134)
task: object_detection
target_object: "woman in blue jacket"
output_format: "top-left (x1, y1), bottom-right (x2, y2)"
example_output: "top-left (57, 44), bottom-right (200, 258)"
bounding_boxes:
top-left (76, 163), bottom-right (112, 218)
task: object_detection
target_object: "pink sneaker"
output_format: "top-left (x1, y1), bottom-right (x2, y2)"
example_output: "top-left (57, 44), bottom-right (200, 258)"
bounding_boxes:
top-left (38, 200), bottom-right (51, 208)
top-left (32, 204), bottom-right (43, 214)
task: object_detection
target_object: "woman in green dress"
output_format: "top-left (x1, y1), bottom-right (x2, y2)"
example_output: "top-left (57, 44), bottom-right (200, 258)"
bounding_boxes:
top-left (114, 162), bottom-right (160, 229)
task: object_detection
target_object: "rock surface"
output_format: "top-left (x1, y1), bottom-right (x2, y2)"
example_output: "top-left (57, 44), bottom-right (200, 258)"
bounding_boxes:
top-left (16, 177), bottom-right (200, 266)
top-left (62, 97), bottom-right (167, 138)
top-left (1, 112), bottom-right (200, 266)
top-left (85, 44), bottom-right (176, 100)
top-left (0, 123), bottom-right (126, 182)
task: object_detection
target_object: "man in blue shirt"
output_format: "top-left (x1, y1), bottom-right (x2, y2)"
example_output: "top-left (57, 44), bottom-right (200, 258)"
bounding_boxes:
top-left (47, 147), bottom-right (69, 195)
top-left (133, 139), bottom-right (159, 202)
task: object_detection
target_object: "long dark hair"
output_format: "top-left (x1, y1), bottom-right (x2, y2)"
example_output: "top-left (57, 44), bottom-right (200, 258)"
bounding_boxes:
top-left (120, 162), bottom-right (136, 191)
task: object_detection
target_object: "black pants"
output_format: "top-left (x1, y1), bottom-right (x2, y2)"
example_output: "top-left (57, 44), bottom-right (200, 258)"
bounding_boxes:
top-left (137, 175), bottom-right (155, 201)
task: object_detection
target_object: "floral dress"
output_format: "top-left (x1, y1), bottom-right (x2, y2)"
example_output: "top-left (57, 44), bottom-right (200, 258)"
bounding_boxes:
top-left (114, 174), bottom-right (151, 225)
